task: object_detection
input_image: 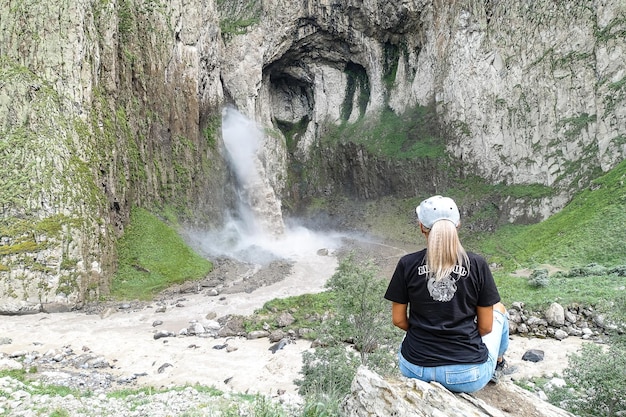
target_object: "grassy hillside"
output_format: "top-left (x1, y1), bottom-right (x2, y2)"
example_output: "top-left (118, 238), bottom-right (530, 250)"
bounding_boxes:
top-left (323, 105), bottom-right (446, 159)
top-left (470, 159), bottom-right (626, 310)
top-left (112, 208), bottom-right (213, 300)
top-left (478, 158), bottom-right (626, 270)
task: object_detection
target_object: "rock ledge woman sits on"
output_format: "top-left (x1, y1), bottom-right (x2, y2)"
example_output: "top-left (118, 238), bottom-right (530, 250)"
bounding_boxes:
top-left (384, 195), bottom-right (509, 393)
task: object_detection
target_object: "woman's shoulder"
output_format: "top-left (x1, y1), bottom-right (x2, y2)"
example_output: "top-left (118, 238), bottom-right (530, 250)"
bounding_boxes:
top-left (400, 248), bottom-right (427, 263)
top-left (466, 251), bottom-right (488, 264)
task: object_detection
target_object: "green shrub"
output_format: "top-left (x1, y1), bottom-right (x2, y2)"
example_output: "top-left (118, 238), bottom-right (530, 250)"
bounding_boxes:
top-left (297, 346), bottom-right (360, 397)
top-left (300, 390), bottom-right (343, 417)
top-left (566, 263), bottom-right (609, 277)
top-left (323, 255), bottom-right (401, 365)
top-left (296, 255), bottom-right (402, 398)
top-left (252, 395), bottom-right (287, 417)
top-left (609, 265), bottom-right (626, 276)
top-left (528, 269), bottom-right (550, 288)
top-left (559, 342), bottom-right (626, 416)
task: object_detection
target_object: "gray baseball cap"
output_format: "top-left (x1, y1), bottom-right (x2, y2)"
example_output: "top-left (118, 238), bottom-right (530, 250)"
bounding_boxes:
top-left (416, 195), bottom-right (460, 229)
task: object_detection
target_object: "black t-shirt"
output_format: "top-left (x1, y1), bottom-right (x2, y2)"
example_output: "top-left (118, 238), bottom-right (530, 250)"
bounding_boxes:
top-left (384, 249), bottom-right (500, 366)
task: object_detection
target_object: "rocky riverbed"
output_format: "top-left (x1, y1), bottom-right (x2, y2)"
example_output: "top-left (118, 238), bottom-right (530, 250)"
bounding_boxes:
top-left (0, 235), bottom-right (602, 416)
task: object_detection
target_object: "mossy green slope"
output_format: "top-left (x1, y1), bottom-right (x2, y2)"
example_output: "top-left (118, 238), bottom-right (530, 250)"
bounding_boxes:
top-left (112, 208), bottom-right (212, 300)
top-left (479, 158), bottom-right (626, 269)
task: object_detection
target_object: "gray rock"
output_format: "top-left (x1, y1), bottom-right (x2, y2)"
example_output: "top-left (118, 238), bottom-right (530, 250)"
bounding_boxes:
top-left (276, 312), bottom-right (295, 327)
top-left (554, 329), bottom-right (568, 340)
top-left (42, 303), bottom-right (73, 313)
top-left (564, 310), bottom-right (577, 324)
top-left (203, 320), bottom-right (221, 331)
top-left (341, 366), bottom-right (574, 417)
top-left (566, 326), bottom-right (583, 337)
top-left (153, 330), bottom-right (175, 340)
top-left (545, 303), bottom-right (565, 326)
top-left (73, 354), bottom-right (107, 369)
top-left (592, 314), bottom-right (606, 328)
top-left (268, 330), bottom-right (286, 343)
top-left (0, 357), bottom-right (23, 371)
top-left (511, 301), bottom-right (525, 311)
top-left (522, 349), bottom-right (545, 362)
top-left (582, 328), bottom-right (594, 336)
top-left (0, 302), bottom-right (41, 316)
top-left (187, 321), bottom-right (206, 335)
top-left (508, 310), bottom-right (523, 323)
top-left (268, 338), bottom-right (290, 354)
top-left (545, 377), bottom-right (567, 392)
top-left (527, 317), bottom-right (548, 327)
top-left (247, 330), bottom-right (270, 339)
top-left (157, 363), bottom-right (172, 374)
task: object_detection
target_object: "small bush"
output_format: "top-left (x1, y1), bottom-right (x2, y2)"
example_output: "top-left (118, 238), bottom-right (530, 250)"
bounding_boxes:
top-left (296, 255), bottom-right (402, 398)
top-left (559, 342), bottom-right (626, 416)
top-left (297, 346), bottom-right (360, 397)
top-left (300, 389), bottom-right (344, 417)
top-left (323, 255), bottom-right (401, 365)
top-left (567, 263), bottom-right (609, 277)
top-left (608, 265), bottom-right (626, 276)
top-left (528, 269), bottom-right (550, 288)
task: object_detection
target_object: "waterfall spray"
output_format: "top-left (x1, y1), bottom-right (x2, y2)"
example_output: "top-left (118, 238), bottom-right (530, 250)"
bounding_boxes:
top-left (221, 107), bottom-right (285, 237)
top-left (191, 107), bottom-right (342, 265)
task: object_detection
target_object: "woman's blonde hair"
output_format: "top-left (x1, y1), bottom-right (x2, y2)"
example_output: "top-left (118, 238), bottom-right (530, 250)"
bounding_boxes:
top-left (424, 220), bottom-right (469, 281)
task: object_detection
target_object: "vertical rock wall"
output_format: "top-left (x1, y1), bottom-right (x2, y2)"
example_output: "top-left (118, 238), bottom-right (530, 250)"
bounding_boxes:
top-left (220, 0), bottom-right (625, 210)
top-left (411, 1), bottom-right (626, 187)
top-left (0, 0), bottom-right (225, 312)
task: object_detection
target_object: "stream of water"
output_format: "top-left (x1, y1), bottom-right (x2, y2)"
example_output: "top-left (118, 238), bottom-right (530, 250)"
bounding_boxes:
top-left (191, 107), bottom-right (343, 265)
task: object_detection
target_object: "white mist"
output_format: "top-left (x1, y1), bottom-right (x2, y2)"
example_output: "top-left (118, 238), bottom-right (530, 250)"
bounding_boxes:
top-left (192, 107), bottom-right (342, 266)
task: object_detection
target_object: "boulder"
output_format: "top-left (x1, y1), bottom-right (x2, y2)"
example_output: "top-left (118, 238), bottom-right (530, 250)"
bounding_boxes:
top-left (545, 303), bottom-right (565, 327)
top-left (342, 366), bottom-right (575, 417)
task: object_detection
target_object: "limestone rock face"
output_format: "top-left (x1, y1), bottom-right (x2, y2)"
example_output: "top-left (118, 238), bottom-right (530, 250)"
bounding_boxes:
top-left (0, 0), bottom-right (226, 312)
top-left (342, 366), bottom-right (575, 417)
top-left (220, 0), bottom-right (625, 212)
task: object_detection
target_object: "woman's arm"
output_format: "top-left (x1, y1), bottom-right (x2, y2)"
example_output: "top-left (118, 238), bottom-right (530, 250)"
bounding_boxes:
top-left (391, 302), bottom-right (409, 331)
top-left (476, 305), bottom-right (494, 336)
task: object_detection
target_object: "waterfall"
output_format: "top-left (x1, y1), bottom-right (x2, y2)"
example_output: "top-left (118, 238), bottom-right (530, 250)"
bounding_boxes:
top-left (221, 107), bottom-right (285, 237)
top-left (191, 107), bottom-right (342, 265)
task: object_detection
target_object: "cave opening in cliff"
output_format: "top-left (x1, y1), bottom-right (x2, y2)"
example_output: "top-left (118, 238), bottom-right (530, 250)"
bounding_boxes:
top-left (188, 107), bottom-right (342, 266)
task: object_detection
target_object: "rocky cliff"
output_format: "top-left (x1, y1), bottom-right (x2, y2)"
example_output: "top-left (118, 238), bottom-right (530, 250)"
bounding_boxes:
top-left (220, 0), bottom-right (625, 211)
top-left (0, 0), bottom-right (226, 312)
top-left (1, 0), bottom-right (625, 310)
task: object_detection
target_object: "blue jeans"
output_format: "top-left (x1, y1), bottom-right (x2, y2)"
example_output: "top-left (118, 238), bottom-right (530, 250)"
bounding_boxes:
top-left (398, 310), bottom-right (509, 393)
